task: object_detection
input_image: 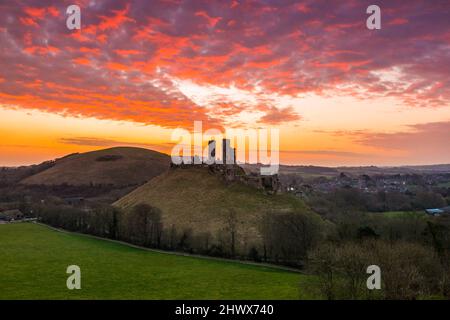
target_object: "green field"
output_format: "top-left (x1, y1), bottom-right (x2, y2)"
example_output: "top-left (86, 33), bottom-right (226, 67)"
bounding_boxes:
top-left (437, 181), bottom-right (450, 188)
top-left (0, 223), bottom-right (316, 299)
top-left (380, 211), bottom-right (426, 218)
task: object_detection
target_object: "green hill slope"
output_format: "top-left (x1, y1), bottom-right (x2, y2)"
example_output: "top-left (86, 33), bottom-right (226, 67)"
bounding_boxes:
top-left (114, 166), bottom-right (321, 255)
top-left (0, 223), bottom-right (316, 299)
top-left (21, 147), bottom-right (170, 187)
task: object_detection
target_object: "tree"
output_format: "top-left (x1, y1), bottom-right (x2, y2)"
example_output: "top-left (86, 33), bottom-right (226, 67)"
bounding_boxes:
top-left (335, 243), bottom-right (370, 299)
top-left (262, 211), bottom-right (322, 266)
top-left (127, 203), bottom-right (163, 247)
top-left (225, 209), bottom-right (238, 257)
top-left (413, 191), bottom-right (446, 209)
top-left (308, 243), bottom-right (339, 300)
top-left (426, 217), bottom-right (450, 298)
top-left (372, 241), bottom-right (441, 299)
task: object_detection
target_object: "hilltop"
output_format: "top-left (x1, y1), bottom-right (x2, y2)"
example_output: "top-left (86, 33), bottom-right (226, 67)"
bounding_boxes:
top-left (114, 166), bottom-right (322, 256)
top-left (20, 147), bottom-right (170, 187)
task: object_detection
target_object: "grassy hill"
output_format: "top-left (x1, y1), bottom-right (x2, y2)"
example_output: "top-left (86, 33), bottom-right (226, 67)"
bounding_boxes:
top-left (114, 166), bottom-right (321, 255)
top-left (21, 147), bottom-right (170, 187)
top-left (0, 223), bottom-right (317, 299)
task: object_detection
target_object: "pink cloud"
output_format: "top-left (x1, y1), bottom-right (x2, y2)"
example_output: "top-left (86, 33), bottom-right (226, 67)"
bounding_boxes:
top-left (0, 0), bottom-right (449, 130)
top-left (258, 106), bottom-right (301, 124)
top-left (335, 121), bottom-right (450, 164)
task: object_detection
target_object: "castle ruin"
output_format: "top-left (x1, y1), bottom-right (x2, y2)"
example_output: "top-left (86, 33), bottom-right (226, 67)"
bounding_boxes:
top-left (170, 138), bottom-right (280, 194)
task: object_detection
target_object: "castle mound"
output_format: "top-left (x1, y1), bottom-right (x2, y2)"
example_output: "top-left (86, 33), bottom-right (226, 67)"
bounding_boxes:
top-left (114, 166), bottom-right (320, 256)
top-left (21, 147), bottom-right (170, 187)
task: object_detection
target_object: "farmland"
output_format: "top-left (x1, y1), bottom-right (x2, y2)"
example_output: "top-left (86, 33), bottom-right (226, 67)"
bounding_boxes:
top-left (0, 223), bottom-right (316, 300)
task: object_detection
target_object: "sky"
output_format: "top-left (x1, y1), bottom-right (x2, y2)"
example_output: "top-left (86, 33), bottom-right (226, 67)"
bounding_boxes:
top-left (0, 0), bottom-right (449, 167)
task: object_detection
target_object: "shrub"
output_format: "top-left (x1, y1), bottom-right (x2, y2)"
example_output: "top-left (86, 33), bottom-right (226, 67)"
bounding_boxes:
top-left (95, 155), bottom-right (123, 162)
top-left (308, 240), bottom-right (444, 299)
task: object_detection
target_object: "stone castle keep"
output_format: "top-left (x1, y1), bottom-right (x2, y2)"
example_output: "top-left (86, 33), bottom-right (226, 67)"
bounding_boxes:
top-left (170, 138), bottom-right (281, 194)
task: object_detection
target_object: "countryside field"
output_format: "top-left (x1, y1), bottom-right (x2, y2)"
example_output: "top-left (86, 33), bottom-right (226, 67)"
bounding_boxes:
top-left (380, 211), bottom-right (427, 218)
top-left (0, 223), bottom-right (316, 300)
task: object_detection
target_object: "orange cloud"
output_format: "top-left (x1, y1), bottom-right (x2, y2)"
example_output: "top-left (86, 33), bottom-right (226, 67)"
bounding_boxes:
top-left (19, 17), bottom-right (38, 27)
top-left (21, 6), bottom-right (59, 27)
top-left (106, 62), bottom-right (130, 71)
top-left (98, 5), bottom-right (135, 31)
top-left (114, 49), bottom-right (143, 56)
top-left (24, 7), bottom-right (46, 19)
top-left (73, 58), bottom-right (91, 65)
top-left (259, 107), bottom-right (301, 124)
top-left (1, 0), bottom-right (449, 134)
top-left (195, 11), bottom-right (222, 27)
top-left (23, 46), bottom-right (60, 55)
top-left (79, 47), bottom-right (101, 55)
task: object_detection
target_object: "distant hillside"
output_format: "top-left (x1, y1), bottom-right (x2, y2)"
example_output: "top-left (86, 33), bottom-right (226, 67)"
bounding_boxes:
top-left (114, 166), bottom-right (321, 255)
top-left (240, 164), bottom-right (338, 176)
top-left (0, 161), bottom-right (56, 185)
top-left (241, 163), bottom-right (450, 178)
top-left (400, 164), bottom-right (450, 173)
top-left (21, 147), bottom-right (170, 187)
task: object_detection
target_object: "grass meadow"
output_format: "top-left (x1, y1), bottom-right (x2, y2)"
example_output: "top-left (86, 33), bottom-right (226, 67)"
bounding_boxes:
top-left (0, 223), bottom-right (317, 299)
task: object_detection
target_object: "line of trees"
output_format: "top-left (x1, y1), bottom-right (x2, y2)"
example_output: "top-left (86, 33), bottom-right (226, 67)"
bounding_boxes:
top-left (307, 187), bottom-right (449, 218)
top-left (31, 201), bottom-right (324, 266)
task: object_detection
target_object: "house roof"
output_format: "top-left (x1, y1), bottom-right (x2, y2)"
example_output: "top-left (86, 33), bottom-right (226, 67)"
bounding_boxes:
top-left (425, 208), bottom-right (443, 214)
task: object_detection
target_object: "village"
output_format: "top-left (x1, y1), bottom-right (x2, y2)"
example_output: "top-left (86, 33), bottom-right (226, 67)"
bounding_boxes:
top-left (285, 172), bottom-right (450, 194)
top-left (281, 170), bottom-right (450, 216)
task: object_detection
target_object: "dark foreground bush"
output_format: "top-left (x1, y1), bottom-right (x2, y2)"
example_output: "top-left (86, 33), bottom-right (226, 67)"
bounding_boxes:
top-left (308, 240), bottom-right (448, 299)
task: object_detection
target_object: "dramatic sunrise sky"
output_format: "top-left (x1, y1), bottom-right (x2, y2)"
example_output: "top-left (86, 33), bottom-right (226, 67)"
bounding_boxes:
top-left (0, 0), bottom-right (449, 166)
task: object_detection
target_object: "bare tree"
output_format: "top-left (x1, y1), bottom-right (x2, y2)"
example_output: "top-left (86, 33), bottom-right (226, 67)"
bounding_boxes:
top-left (224, 209), bottom-right (238, 257)
top-left (128, 203), bottom-right (163, 247)
top-left (261, 211), bottom-right (322, 266)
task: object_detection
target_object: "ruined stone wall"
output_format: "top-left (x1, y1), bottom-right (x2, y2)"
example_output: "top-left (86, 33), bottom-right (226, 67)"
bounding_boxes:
top-left (170, 161), bottom-right (281, 194)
